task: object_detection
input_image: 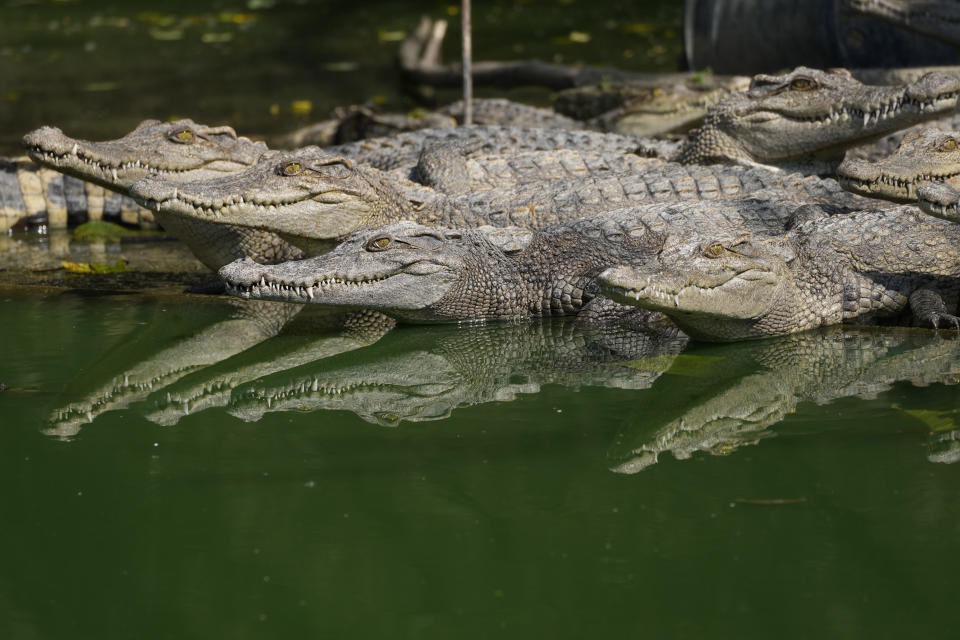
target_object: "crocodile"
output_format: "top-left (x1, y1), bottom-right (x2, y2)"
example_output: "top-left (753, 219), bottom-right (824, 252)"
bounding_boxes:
top-left (22, 119), bottom-right (303, 270)
top-left (844, 0), bottom-right (960, 46)
top-left (215, 198), bottom-right (848, 323)
top-left (608, 326), bottom-right (960, 473)
top-left (676, 66), bottom-right (960, 173)
top-left (129, 145), bottom-right (884, 257)
top-left (600, 207), bottom-right (960, 341)
top-left (322, 124), bottom-right (651, 172)
top-left (276, 98), bottom-right (584, 148)
top-left (838, 127), bottom-right (960, 201)
top-left (220, 321), bottom-right (687, 428)
top-left (0, 157), bottom-right (145, 232)
top-left (553, 74), bottom-right (752, 137)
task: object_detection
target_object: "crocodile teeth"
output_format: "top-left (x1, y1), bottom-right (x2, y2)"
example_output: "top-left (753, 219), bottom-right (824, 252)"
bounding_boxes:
top-left (111, 168), bottom-right (119, 182)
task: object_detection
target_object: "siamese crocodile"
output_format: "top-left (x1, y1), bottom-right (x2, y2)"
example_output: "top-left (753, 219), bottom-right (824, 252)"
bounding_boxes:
top-left (130, 146), bottom-right (882, 258)
top-left (22, 119), bottom-right (303, 270)
top-left (838, 127), bottom-right (960, 201)
top-left (215, 198), bottom-right (848, 323)
top-left (600, 207), bottom-right (960, 341)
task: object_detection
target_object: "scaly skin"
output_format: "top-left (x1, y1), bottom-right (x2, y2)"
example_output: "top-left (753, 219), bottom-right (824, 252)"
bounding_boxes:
top-left (323, 125), bottom-right (648, 171)
top-left (844, 0), bottom-right (960, 46)
top-left (677, 67), bottom-right (960, 172)
top-left (22, 119), bottom-right (302, 270)
top-left (838, 128), bottom-right (960, 201)
top-left (600, 208), bottom-right (960, 341)
top-left (917, 180), bottom-right (960, 221)
top-left (0, 157), bottom-right (145, 232)
top-left (218, 214), bottom-right (669, 323)
top-left (130, 145), bottom-right (883, 257)
top-left (274, 98), bottom-right (584, 148)
top-left (215, 198), bottom-right (842, 323)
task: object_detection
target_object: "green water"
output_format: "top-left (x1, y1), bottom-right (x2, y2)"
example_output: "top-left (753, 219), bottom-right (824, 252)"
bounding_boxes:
top-left (0, 0), bottom-right (682, 154)
top-left (2, 292), bottom-right (960, 638)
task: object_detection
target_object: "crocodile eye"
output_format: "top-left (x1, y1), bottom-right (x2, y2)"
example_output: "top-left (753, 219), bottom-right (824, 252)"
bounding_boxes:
top-left (941, 138), bottom-right (958, 152)
top-left (703, 243), bottom-right (725, 258)
top-left (366, 236), bottom-right (392, 252)
top-left (789, 77), bottom-right (817, 91)
top-left (280, 162), bottom-right (303, 176)
top-left (169, 129), bottom-right (195, 144)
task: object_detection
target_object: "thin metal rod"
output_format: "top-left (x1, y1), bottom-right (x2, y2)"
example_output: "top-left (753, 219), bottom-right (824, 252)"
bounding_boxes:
top-left (462, 0), bottom-right (473, 125)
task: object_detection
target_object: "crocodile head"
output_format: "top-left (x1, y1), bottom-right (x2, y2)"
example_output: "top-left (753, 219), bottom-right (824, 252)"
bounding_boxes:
top-left (838, 128), bottom-right (960, 201)
top-left (23, 119), bottom-right (267, 191)
top-left (219, 221), bottom-right (482, 321)
top-left (600, 233), bottom-right (798, 341)
top-left (679, 67), bottom-right (960, 168)
top-left (130, 147), bottom-right (404, 255)
top-left (917, 181), bottom-right (960, 222)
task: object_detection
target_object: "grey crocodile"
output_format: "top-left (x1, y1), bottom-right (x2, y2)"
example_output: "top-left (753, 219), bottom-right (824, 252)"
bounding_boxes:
top-left (609, 326), bottom-right (960, 473)
top-left (600, 207), bottom-right (960, 341)
top-left (323, 124), bottom-right (650, 172)
top-left (22, 119), bottom-right (303, 270)
top-left (221, 321), bottom-right (687, 427)
top-left (276, 98), bottom-right (585, 148)
top-left (0, 157), bottom-right (145, 232)
top-left (676, 66), bottom-right (960, 173)
top-left (130, 145), bottom-right (883, 257)
top-left (215, 198), bottom-right (848, 323)
top-left (838, 127), bottom-right (960, 201)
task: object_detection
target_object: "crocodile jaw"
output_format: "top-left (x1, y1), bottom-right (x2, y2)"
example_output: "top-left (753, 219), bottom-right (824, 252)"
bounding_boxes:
top-left (23, 125), bottom-right (257, 191)
top-left (131, 182), bottom-right (374, 253)
top-left (918, 182), bottom-right (960, 223)
top-left (219, 256), bottom-right (459, 319)
top-left (837, 129), bottom-right (960, 202)
top-left (600, 263), bottom-right (784, 341)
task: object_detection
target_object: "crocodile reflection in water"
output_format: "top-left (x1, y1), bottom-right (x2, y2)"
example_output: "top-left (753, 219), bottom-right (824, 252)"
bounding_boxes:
top-left (44, 301), bottom-right (395, 438)
top-left (45, 298), bottom-right (304, 439)
top-left (143, 308), bottom-right (396, 426)
top-left (208, 321), bottom-right (689, 427)
top-left (608, 327), bottom-right (960, 473)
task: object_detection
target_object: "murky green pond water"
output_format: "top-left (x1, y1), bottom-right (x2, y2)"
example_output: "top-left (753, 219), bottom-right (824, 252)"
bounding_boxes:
top-left (3, 0), bottom-right (960, 637)
top-left (3, 292), bottom-right (960, 637)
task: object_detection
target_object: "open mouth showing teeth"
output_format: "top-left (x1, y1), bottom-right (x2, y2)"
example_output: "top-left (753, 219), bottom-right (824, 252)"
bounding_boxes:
top-left (140, 192), bottom-right (301, 217)
top-left (225, 273), bottom-right (390, 300)
top-left (840, 171), bottom-right (960, 196)
top-left (751, 92), bottom-right (960, 127)
top-left (920, 200), bottom-right (960, 216)
top-left (30, 145), bottom-right (196, 182)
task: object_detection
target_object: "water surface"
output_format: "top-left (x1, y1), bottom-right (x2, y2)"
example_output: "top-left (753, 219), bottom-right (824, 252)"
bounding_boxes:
top-left (2, 292), bottom-right (960, 638)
